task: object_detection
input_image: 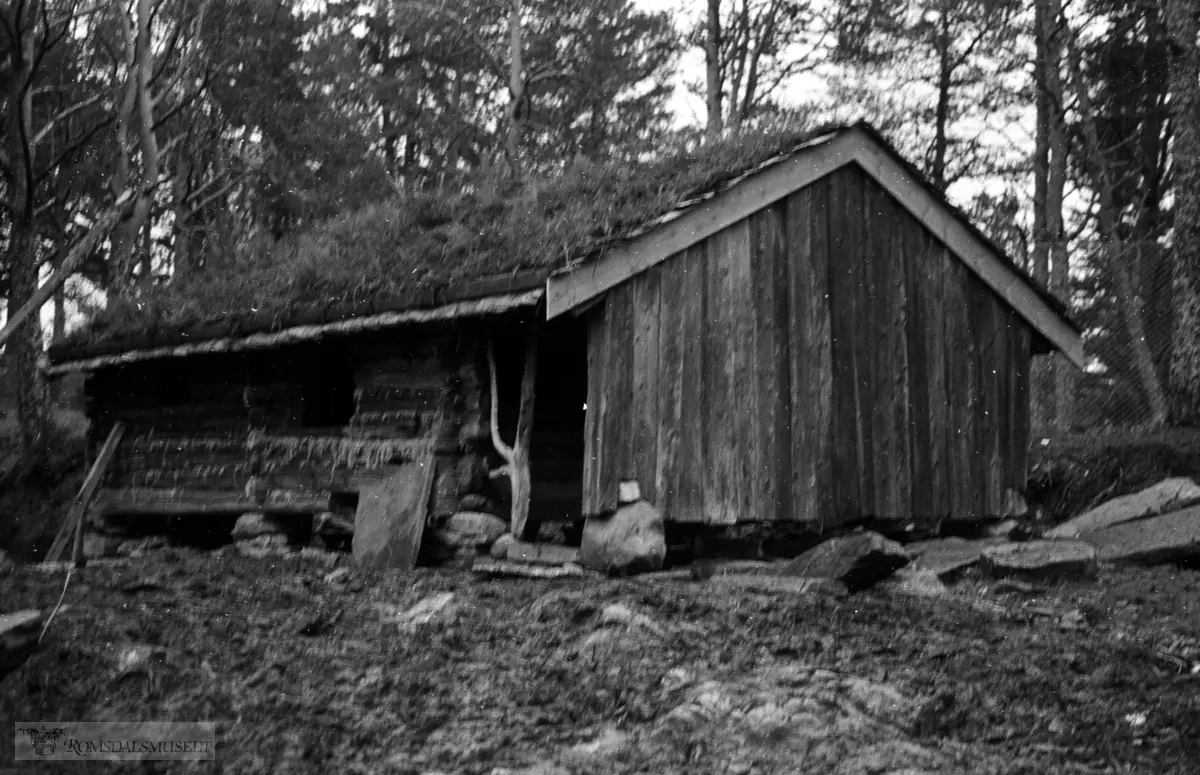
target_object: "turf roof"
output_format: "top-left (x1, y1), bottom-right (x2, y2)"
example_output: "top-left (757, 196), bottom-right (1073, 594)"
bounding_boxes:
top-left (51, 120), bottom-right (1072, 362)
top-left (55, 120), bottom-right (854, 360)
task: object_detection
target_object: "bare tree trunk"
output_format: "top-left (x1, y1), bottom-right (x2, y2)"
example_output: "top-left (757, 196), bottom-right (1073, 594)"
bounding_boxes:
top-left (506, 0), bottom-right (524, 175)
top-left (931, 13), bottom-right (952, 193)
top-left (6, 225), bottom-right (49, 457)
top-left (1030, 0), bottom-right (1052, 434)
top-left (1044, 0), bottom-right (1073, 431)
top-left (52, 250), bottom-right (66, 344)
top-left (1168, 0), bottom-right (1200, 422)
top-left (705, 0), bottom-right (723, 140)
top-left (486, 319), bottom-right (539, 539)
top-left (108, 4), bottom-right (140, 291)
top-left (3, 1), bottom-right (49, 458)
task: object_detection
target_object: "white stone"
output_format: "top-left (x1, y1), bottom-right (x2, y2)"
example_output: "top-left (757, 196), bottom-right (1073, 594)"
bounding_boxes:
top-left (618, 479), bottom-right (641, 505)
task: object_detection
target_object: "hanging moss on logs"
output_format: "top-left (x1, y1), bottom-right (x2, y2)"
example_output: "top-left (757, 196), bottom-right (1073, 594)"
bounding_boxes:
top-left (247, 429), bottom-right (439, 473)
top-left (124, 434), bottom-right (247, 453)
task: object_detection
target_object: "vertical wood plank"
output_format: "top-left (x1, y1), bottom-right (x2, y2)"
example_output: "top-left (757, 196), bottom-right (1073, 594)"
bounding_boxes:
top-left (924, 237), bottom-right (951, 519)
top-left (656, 255), bottom-right (684, 520)
top-left (631, 265), bottom-right (661, 505)
top-left (903, 211), bottom-right (933, 520)
top-left (751, 206), bottom-right (785, 521)
top-left (810, 182), bottom-right (834, 527)
top-left (598, 283), bottom-right (634, 513)
top-left (677, 245), bottom-right (707, 522)
top-left (942, 249), bottom-right (977, 519)
top-left (729, 219), bottom-right (759, 521)
top-left (866, 181), bottom-right (893, 518)
top-left (996, 305), bottom-right (1013, 499)
top-left (977, 287), bottom-right (1002, 516)
top-left (826, 170), bottom-right (859, 521)
top-left (582, 305), bottom-right (606, 516)
top-left (887, 193), bottom-right (913, 520)
top-left (1010, 319), bottom-right (1032, 490)
top-left (703, 225), bottom-right (741, 525)
top-left (847, 169), bottom-right (875, 517)
top-left (787, 184), bottom-right (833, 526)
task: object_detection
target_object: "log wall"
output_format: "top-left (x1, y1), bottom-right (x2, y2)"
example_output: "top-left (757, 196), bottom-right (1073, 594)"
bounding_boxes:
top-left (583, 164), bottom-right (1034, 525)
top-left (85, 324), bottom-right (497, 517)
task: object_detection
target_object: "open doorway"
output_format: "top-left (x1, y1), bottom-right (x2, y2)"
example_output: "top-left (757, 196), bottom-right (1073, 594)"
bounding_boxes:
top-left (488, 313), bottom-right (588, 534)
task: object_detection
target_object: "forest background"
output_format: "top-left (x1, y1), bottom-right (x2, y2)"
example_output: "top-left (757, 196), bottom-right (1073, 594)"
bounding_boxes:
top-left (1, 0), bottom-right (1198, 468)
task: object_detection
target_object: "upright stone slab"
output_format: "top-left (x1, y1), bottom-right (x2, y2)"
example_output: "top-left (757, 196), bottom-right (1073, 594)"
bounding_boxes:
top-left (352, 456), bottom-right (436, 570)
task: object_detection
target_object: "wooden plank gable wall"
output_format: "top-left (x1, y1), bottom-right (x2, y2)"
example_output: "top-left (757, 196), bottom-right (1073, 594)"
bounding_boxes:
top-left (582, 164), bottom-right (1033, 525)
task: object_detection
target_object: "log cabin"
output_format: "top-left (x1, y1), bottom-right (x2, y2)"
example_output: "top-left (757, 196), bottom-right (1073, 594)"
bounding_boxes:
top-left (46, 122), bottom-right (1083, 538)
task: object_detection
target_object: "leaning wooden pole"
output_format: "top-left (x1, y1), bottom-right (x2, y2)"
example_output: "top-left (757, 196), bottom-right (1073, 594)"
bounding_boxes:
top-left (45, 422), bottom-right (126, 565)
top-left (487, 317), bottom-right (539, 539)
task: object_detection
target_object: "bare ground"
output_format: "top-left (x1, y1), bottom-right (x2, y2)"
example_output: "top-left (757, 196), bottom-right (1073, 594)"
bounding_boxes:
top-left (1, 548), bottom-right (1198, 775)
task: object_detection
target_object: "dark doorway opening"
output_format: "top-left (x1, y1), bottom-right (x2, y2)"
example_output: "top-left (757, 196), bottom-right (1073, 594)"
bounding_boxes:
top-left (489, 313), bottom-right (588, 532)
top-left (301, 348), bottom-right (356, 427)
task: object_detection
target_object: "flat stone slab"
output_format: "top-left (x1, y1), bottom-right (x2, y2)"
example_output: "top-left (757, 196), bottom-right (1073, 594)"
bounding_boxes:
top-left (907, 537), bottom-right (1008, 580)
top-left (1080, 506), bottom-right (1200, 564)
top-left (472, 557), bottom-right (587, 579)
top-left (1048, 477), bottom-right (1200, 538)
top-left (507, 540), bottom-right (579, 566)
top-left (979, 540), bottom-right (1097, 582)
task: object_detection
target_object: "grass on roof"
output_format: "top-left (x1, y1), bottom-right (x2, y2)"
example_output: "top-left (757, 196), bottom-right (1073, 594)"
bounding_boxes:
top-left (67, 118), bottom-right (838, 352)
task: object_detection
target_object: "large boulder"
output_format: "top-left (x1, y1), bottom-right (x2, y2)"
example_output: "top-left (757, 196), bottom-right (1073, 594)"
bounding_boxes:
top-left (1048, 477), bottom-right (1200, 538)
top-left (231, 512), bottom-right (291, 541)
top-left (781, 532), bottom-right (910, 591)
top-left (1080, 506), bottom-right (1200, 564)
top-left (579, 500), bottom-right (666, 576)
top-left (979, 539), bottom-right (1097, 581)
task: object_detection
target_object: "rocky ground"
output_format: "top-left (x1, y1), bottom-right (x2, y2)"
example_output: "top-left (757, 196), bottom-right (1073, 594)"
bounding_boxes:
top-left (2, 545), bottom-right (1198, 775)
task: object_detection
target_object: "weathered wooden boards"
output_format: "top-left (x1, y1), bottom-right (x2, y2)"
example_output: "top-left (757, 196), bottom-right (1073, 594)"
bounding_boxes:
top-left (582, 163), bottom-right (1036, 526)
